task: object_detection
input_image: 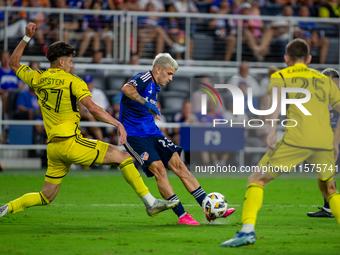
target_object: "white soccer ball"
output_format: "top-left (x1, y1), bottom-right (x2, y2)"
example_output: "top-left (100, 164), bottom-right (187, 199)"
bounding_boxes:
top-left (202, 192), bottom-right (228, 220)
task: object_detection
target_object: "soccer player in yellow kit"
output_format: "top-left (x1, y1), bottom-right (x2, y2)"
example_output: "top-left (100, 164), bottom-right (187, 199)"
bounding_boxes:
top-left (221, 38), bottom-right (340, 247)
top-left (0, 22), bottom-right (178, 219)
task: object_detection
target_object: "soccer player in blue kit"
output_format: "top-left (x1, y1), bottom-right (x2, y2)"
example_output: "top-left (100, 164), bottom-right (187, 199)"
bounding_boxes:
top-left (120, 53), bottom-right (235, 225)
top-left (307, 68), bottom-right (339, 218)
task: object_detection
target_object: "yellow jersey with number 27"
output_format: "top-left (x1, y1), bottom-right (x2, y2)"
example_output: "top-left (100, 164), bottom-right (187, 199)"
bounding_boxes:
top-left (16, 65), bottom-right (92, 143)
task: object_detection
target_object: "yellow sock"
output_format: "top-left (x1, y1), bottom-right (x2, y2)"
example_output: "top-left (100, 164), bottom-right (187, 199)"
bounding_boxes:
top-left (328, 192), bottom-right (340, 226)
top-left (241, 183), bottom-right (264, 225)
top-left (119, 158), bottom-right (149, 198)
top-left (7, 192), bottom-right (50, 214)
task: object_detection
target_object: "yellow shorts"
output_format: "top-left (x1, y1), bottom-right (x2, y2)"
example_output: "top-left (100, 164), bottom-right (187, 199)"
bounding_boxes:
top-left (45, 135), bottom-right (109, 184)
top-left (258, 139), bottom-right (336, 181)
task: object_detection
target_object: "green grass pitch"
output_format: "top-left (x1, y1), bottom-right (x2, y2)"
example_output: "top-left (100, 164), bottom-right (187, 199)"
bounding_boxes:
top-left (0, 169), bottom-right (339, 255)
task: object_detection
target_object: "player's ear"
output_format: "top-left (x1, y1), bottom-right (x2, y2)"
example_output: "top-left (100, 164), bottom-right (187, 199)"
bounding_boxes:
top-left (284, 55), bottom-right (289, 65)
top-left (59, 57), bottom-right (64, 68)
top-left (306, 55), bottom-right (312, 65)
top-left (156, 66), bottom-right (161, 74)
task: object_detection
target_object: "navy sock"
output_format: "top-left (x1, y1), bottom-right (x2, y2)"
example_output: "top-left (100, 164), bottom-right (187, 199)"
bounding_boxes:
top-left (324, 198), bottom-right (330, 209)
top-left (190, 186), bottom-right (207, 206)
top-left (324, 179), bottom-right (337, 209)
top-left (167, 194), bottom-right (186, 218)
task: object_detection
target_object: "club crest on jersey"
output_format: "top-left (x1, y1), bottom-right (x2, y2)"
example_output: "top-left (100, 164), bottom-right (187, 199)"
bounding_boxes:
top-left (330, 113), bottom-right (334, 118)
top-left (141, 152), bottom-right (149, 160)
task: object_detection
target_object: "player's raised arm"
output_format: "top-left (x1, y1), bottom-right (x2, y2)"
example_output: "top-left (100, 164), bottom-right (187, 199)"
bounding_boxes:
top-left (80, 95), bottom-right (127, 145)
top-left (121, 84), bottom-right (161, 119)
top-left (9, 22), bottom-right (36, 74)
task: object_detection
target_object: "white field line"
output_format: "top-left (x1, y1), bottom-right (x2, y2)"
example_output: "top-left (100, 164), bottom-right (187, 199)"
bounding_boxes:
top-left (44, 204), bottom-right (321, 207)
top-left (0, 203), bottom-right (322, 207)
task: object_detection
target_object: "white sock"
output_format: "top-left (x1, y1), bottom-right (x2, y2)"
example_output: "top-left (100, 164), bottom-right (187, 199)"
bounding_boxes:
top-left (178, 212), bottom-right (187, 218)
top-left (323, 207), bottom-right (332, 213)
top-left (241, 223), bottom-right (255, 233)
top-left (141, 193), bottom-right (156, 207)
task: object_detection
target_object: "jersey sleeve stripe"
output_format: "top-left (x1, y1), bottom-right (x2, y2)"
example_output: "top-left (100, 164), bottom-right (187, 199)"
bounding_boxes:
top-left (331, 99), bottom-right (340, 109)
top-left (78, 93), bottom-right (91, 101)
top-left (127, 82), bottom-right (137, 89)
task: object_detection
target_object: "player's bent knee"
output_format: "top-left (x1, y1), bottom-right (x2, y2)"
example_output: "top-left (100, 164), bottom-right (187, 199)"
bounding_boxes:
top-left (248, 171), bottom-right (273, 187)
top-left (173, 163), bottom-right (191, 179)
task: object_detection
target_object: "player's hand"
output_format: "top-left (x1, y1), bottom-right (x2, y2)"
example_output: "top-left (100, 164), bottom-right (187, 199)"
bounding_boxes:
top-left (25, 22), bottom-right (36, 38)
top-left (145, 101), bottom-right (161, 120)
top-left (117, 123), bottom-right (127, 145)
top-left (266, 132), bottom-right (277, 153)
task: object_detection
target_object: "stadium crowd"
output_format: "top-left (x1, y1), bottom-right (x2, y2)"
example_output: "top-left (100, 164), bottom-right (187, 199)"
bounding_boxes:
top-left (0, 0), bottom-right (338, 61)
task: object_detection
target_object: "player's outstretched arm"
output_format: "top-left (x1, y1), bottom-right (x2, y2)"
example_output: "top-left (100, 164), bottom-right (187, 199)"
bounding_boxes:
top-left (9, 22), bottom-right (36, 74)
top-left (80, 96), bottom-right (127, 145)
top-left (121, 84), bottom-right (161, 119)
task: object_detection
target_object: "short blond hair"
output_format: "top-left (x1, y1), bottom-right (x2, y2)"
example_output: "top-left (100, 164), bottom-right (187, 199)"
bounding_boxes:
top-left (152, 53), bottom-right (178, 70)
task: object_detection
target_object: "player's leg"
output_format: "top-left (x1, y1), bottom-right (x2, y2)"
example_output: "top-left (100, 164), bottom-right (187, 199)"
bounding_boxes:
top-left (318, 178), bottom-right (340, 225)
top-left (153, 136), bottom-right (204, 224)
top-left (307, 177), bottom-right (335, 218)
top-left (168, 152), bottom-right (235, 222)
top-left (1, 182), bottom-right (57, 217)
top-left (147, 160), bottom-right (199, 225)
top-left (221, 141), bottom-right (312, 247)
top-left (309, 149), bottom-right (339, 223)
top-left (102, 144), bottom-right (151, 197)
top-left (100, 142), bottom-right (178, 217)
top-left (124, 136), bottom-right (197, 224)
top-left (220, 167), bottom-right (273, 247)
top-left (0, 143), bottom-right (68, 217)
top-left (307, 156), bottom-right (339, 218)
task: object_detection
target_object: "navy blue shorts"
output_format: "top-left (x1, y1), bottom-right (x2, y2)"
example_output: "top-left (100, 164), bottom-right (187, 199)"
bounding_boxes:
top-left (124, 135), bottom-right (182, 177)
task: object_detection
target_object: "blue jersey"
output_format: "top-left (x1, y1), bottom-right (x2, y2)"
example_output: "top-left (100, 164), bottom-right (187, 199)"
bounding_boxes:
top-left (16, 90), bottom-right (39, 111)
top-left (120, 71), bottom-right (163, 138)
top-left (0, 67), bottom-right (21, 90)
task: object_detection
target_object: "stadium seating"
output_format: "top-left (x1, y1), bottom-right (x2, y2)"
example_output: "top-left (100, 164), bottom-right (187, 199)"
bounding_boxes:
top-left (192, 33), bottom-right (215, 61)
top-left (106, 75), bottom-right (129, 97)
top-left (166, 75), bottom-right (191, 94)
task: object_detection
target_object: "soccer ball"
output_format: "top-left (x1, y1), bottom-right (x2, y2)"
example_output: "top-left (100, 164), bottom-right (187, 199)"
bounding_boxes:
top-left (202, 192), bottom-right (228, 220)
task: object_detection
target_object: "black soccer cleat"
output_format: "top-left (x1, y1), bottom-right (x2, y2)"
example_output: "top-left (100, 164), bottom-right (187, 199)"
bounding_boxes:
top-left (307, 207), bottom-right (334, 218)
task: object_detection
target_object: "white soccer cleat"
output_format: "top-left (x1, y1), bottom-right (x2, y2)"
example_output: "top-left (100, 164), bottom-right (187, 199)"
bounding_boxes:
top-left (0, 204), bottom-right (8, 218)
top-left (146, 199), bottom-right (179, 217)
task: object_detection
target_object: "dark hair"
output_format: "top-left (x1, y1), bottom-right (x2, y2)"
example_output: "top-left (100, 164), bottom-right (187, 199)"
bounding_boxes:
top-left (286, 39), bottom-right (309, 62)
top-left (322, 68), bottom-right (339, 78)
top-left (46, 42), bottom-right (76, 63)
